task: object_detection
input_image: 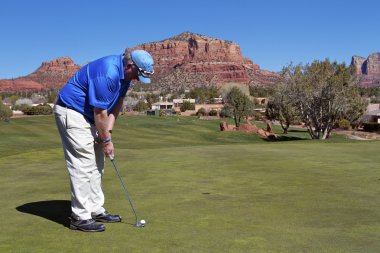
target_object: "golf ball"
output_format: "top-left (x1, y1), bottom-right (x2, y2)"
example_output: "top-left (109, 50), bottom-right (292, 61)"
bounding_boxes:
top-left (140, 219), bottom-right (146, 225)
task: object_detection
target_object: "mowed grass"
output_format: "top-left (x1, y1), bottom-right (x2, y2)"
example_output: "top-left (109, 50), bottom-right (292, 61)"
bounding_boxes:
top-left (0, 115), bottom-right (380, 253)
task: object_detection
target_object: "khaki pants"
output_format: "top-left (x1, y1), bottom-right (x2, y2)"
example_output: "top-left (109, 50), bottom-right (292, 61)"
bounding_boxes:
top-left (54, 104), bottom-right (106, 220)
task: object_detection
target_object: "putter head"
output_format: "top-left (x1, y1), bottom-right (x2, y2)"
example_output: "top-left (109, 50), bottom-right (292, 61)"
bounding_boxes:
top-left (134, 222), bottom-right (145, 228)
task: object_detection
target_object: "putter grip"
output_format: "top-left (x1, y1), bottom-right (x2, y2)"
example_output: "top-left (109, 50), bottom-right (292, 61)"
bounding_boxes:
top-left (109, 154), bottom-right (114, 161)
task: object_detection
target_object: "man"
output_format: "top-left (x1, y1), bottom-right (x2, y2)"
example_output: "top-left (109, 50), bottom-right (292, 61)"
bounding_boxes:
top-left (54, 50), bottom-right (154, 232)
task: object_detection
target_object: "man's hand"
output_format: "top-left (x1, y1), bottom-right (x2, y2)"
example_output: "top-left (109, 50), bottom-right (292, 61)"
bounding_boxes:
top-left (102, 141), bottom-right (114, 158)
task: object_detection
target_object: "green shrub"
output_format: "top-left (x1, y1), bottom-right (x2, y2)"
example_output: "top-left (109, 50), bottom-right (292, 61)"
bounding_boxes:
top-left (338, 119), bottom-right (351, 130)
top-left (22, 104), bottom-right (53, 115)
top-left (209, 109), bottom-right (218, 116)
top-left (180, 101), bottom-right (195, 112)
top-left (196, 107), bottom-right (206, 116)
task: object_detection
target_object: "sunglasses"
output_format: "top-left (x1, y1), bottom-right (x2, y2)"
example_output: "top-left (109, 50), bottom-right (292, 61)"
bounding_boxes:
top-left (134, 63), bottom-right (154, 78)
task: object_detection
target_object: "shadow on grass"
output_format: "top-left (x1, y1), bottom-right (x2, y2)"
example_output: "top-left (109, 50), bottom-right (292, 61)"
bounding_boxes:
top-left (263, 135), bottom-right (309, 142)
top-left (288, 129), bottom-right (308, 133)
top-left (16, 200), bottom-right (71, 228)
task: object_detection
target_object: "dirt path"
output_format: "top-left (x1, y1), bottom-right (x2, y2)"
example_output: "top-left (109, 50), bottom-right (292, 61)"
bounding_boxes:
top-left (333, 130), bottom-right (380, 140)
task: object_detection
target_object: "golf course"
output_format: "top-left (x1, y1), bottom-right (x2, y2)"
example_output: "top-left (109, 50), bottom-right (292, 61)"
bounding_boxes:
top-left (1, 115), bottom-right (379, 253)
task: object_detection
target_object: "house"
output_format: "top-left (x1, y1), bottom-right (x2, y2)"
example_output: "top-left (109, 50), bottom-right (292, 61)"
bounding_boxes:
top-left (363, 103), bottom-right (380, 123)
top-left (151, 102), bottom-right (174, 110)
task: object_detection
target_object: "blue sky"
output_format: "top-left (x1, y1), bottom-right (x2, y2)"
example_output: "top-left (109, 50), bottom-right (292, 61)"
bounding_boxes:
top-left (0, 0), bottom-right (379, 78)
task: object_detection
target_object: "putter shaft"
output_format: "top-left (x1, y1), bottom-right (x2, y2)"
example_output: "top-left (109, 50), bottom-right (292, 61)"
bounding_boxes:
top-left (110, 158), bottom-right (139, 225)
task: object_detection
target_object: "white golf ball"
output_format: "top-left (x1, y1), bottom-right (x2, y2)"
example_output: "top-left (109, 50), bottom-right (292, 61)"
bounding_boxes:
top-left (140, 219), bottom-right (146, 225)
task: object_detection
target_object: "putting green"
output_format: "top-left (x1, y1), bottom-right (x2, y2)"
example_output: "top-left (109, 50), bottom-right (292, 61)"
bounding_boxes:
top-left (1, 115), bottom-right (379, 252)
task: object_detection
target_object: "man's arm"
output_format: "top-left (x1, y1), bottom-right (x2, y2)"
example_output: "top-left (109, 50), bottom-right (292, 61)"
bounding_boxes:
top-left (94, 107), bottom-right (114, 157)
top-left (107, 97), bottom-right (124, 131)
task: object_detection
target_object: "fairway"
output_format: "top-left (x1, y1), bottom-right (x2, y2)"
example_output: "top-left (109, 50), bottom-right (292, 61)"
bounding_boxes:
top-left (0, 115), bottom-right (379, 253)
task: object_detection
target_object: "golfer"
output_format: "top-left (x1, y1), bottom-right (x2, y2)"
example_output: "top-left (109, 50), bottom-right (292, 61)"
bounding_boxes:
top-left (54, 50), bottom-right (154, 232)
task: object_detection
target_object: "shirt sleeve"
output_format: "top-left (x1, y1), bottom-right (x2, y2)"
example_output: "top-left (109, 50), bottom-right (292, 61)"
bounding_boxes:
top-left (88, 76), bottom-right (118, 109)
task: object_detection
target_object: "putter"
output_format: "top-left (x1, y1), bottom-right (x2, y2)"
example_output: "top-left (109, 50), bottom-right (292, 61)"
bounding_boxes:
top-left (109, 155), bottom-right (145, 228)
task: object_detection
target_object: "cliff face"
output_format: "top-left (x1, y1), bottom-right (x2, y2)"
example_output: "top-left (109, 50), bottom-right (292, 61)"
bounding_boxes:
top-left (127, 32), bottom-right (280, 89)
top-left (0, 58), bottom-right (80, 92)
top-left (351, 52), bottom-right (380, 87)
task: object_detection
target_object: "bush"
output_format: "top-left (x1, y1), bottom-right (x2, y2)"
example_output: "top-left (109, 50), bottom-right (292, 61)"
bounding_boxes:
top-left (160, 110), bottom-right (168, 117)
top-left (180, 101), bottom-right (195, 112)
top-left (254, 111), bottom-right (264, 121)
top-left (22, 104), bottom-right (53, 115)
top-left (196, 107), bottom-right (206, 116)
top-left (0, 103), bottom-right (12, 120)
top-left (13, 103), bottom-right (31, 111)
top-left (209, 109), bottom-right (218, 116)
top-left (338, 119), bottom-right (351, 130)
top-left (362, 122), bottom-right (380, 132)
top-left (219, 106), bottom-right (232, 118)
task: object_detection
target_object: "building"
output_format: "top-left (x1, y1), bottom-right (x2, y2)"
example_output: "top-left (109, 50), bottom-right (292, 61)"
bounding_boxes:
top-left (151, 102), bottom-right (174, 110)
top-left (364, 103), bottom-right (380, 123)
top-left (173, 98), bottom-right (196, 107)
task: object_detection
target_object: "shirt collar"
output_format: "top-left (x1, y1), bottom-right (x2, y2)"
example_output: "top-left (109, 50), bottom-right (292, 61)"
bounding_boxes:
top-left (119, 54), bottom-right (125, 80)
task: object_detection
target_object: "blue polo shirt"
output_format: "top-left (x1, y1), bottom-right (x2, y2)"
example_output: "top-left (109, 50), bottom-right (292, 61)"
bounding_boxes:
top-left (58, 55), bottom-right (130, 123)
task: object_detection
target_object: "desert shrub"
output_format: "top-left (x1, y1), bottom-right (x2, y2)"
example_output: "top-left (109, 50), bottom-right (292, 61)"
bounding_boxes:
top-left (15, 98), bottom-right (33, 107)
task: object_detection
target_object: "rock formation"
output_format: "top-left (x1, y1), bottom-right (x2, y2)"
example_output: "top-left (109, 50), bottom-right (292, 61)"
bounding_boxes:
top-left (351, 52), bottom-right (380, 87)
top-left (127, 32), bottom-right (281, 90)
top-left (219, 121), bottom-right (277, 139)
top-left (0, 57), bottom-right (80, 92)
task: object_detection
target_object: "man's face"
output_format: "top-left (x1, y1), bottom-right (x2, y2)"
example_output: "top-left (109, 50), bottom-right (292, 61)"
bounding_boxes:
top-left (124, 63), bottom-right (139, 81)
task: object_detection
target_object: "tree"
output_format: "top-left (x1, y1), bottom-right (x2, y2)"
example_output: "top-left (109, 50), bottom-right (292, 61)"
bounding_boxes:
top-left (0, 102), bottom-right (12, 120)
top-left (341, 87), bottom-right (368, 129)
top-left (188, 87), bottom-right (218, 103)
top-left (283, 60), bottom-right (367, 139)
top-left (266, 83), bottom-right (299, 134)
top-left (133, 101), bottom-right (149, 112)
top-left (9, 95), bottom-right (19, 106)
top-left (47, 90), bottom-right (59, 103)
top-left (223, 87), bottom-right (254, 127)
top-left (146, 93), bottom-right (159, 108)
top-left (249, 85), bottom-right (274, 97)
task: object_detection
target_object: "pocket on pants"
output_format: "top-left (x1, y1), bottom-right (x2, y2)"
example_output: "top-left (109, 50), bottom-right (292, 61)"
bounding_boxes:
top-left (66, 109), bottom-right (94, 152)
top-left (66, 109), bottom-right (91, 130)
